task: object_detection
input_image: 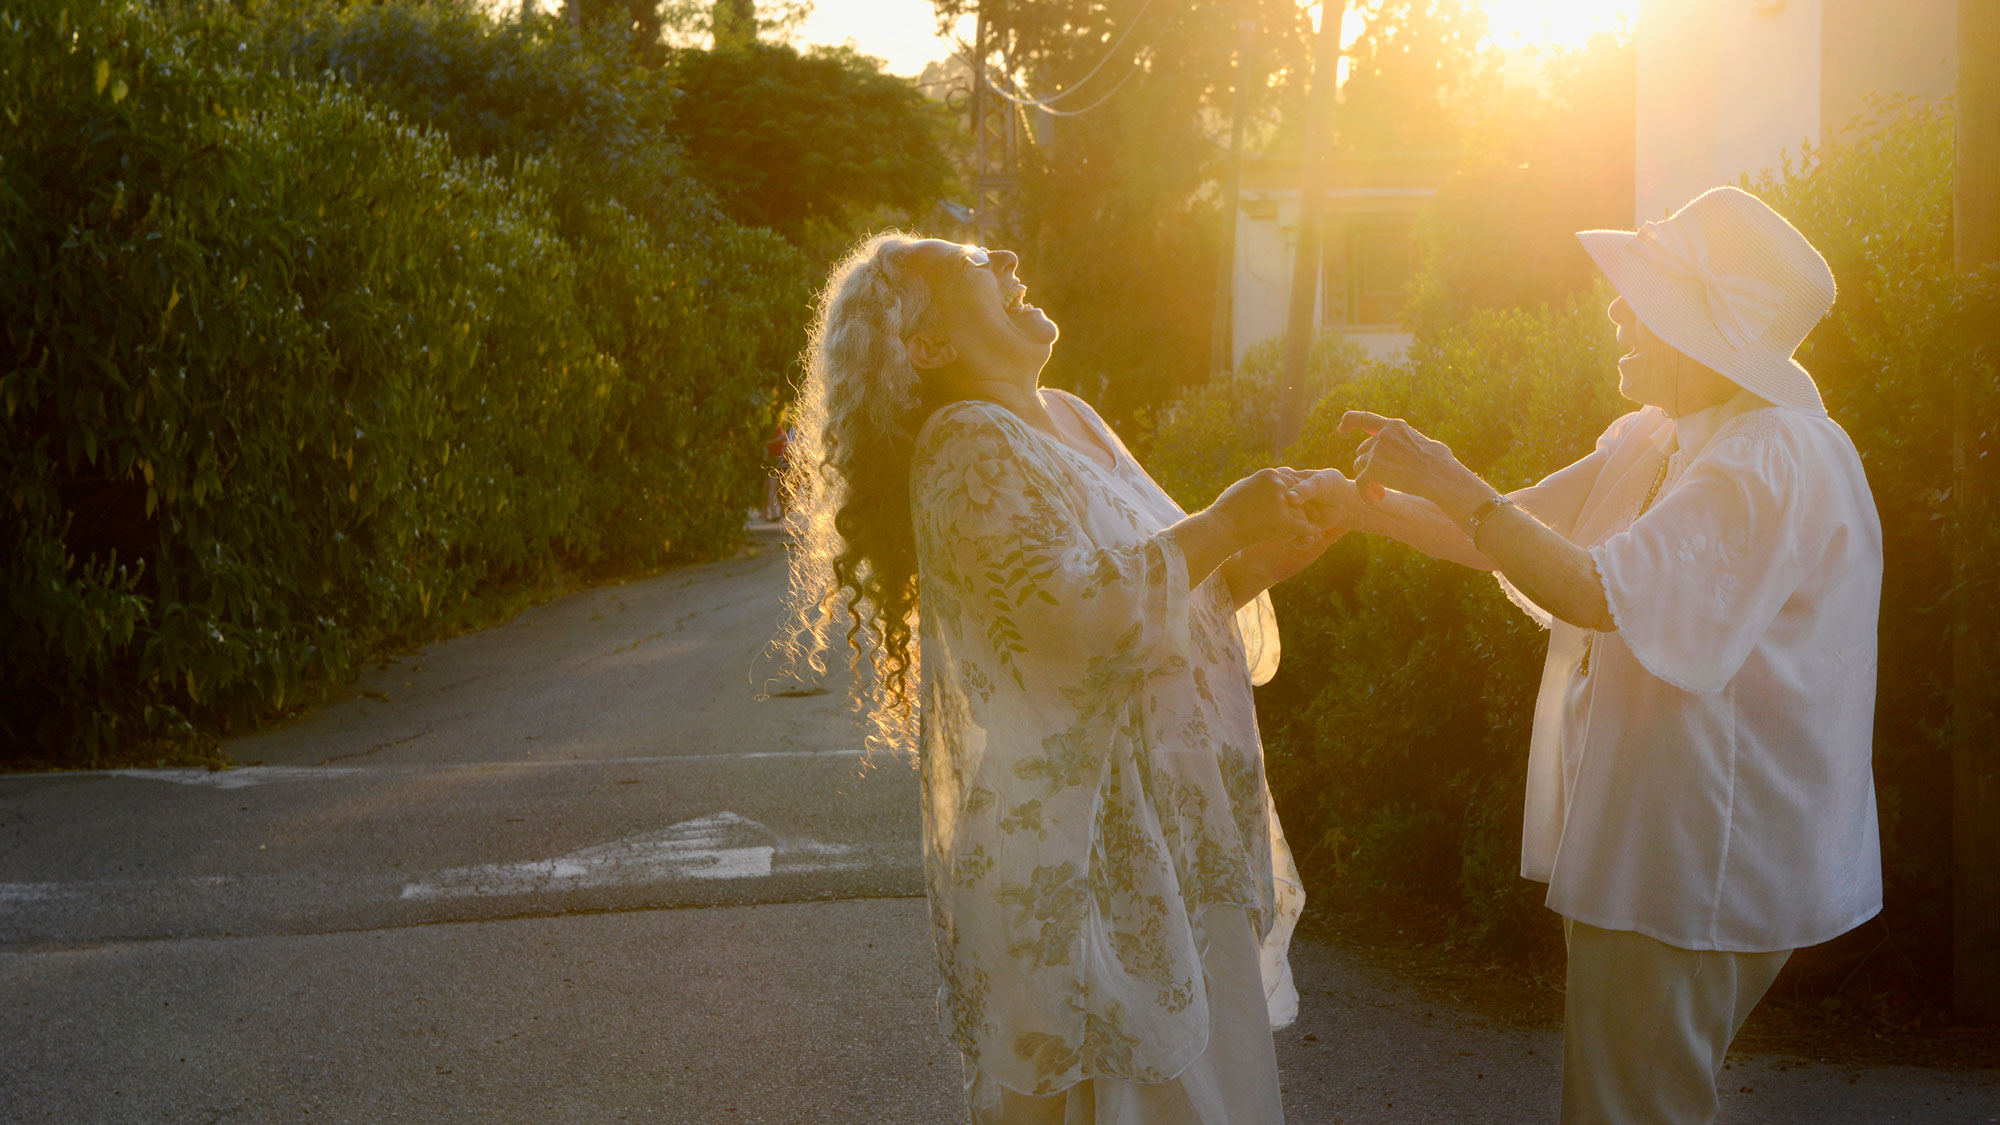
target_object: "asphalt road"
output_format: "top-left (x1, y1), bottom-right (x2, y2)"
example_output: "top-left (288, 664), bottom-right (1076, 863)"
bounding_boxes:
top-left (4, 526), bottom-right (1995, 1123)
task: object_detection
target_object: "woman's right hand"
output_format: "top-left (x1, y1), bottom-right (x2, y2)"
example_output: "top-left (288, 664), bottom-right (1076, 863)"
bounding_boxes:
top-left (1207, 468), bottom-right (1317, 548)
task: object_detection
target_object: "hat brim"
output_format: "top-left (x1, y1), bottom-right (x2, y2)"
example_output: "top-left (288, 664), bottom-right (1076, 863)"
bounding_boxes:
top-left (1578, 229), bottom-right (1827, 417)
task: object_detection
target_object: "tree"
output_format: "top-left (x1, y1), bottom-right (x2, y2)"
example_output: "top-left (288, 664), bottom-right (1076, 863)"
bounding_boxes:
top-left (1336, 0), bottom-right (1496, 153)
top-left (667, 43), bottom-right (961, 259)
top-left (711, 0), bottom-right (755, 48)
top-left (559, 0), bottom-right (809, 59)
top-left (562, 0), bottom-right (667, 64)
top-left (929, 0), bottom-right (1318, 424)
top-left (1404, 32), bottom-right (1635, 335)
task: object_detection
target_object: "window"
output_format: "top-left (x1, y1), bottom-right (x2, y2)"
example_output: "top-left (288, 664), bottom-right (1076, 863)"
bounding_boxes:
top-left (1322, 218), bottom-right (1416, 328)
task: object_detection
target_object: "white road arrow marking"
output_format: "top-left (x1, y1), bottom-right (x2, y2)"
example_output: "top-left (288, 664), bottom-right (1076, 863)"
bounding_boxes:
top-left (396, 812), bottom-right (866, 900)
top-left (102, 767), bottom-right (366, 789)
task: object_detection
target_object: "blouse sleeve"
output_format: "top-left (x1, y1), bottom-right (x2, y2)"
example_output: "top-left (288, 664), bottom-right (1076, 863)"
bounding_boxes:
top-left (910, 403), bottom-right (1192, 686)
top-left (1588, 426), bottom-right (1815, 694)
top-left (1495, 410), bottom-right (1650, 626)
top-left (1235, 591), bottom-right (1280, 687)
top-left (1509, 409), bottom-right (1650, 538)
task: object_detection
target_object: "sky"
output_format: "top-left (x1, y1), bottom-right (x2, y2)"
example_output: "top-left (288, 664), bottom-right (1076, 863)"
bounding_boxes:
top-left (795, 0), bottom-right (970, 76)
top-left (797, 0), bottom-right (1639, 78)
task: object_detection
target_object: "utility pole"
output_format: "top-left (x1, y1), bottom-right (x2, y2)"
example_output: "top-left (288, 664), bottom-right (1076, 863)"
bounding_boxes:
top-left (969, 2), bottom-right (1020, 244)
top-left (1276, 0), bottom-right (1348, 447)
top-left (1950, 0), bottom-right (1999, 1022)
top-left (1209, 20), bottom-right (1257, 378)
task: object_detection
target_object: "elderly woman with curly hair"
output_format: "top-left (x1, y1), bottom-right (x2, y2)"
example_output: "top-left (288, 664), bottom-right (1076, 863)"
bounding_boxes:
top-left (777, 233), bottom-right (1342, 1123)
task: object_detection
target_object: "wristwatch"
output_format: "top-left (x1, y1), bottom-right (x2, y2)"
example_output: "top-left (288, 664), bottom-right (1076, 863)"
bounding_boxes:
top-left (1464, 493), bottom-right (1516, 544)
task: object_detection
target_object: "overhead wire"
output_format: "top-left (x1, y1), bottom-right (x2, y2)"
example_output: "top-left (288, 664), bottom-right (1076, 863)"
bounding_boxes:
top-left (952, 0), bottom-right (1188, 120)
top-left (1019, 0), bottom-right (1155, 106)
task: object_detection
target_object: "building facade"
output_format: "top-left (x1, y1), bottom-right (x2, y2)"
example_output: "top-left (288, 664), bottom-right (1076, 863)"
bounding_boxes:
top-left (1227, 151), bottom-right (1457, 367)
top-left (1635, 0), bottom-right (1956, 222)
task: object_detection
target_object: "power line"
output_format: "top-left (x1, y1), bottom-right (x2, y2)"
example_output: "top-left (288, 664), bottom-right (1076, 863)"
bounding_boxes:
top-left (982, 55), bottom-right (1141, 117)
top-left (1027, 0), bottom-right (1155, 106)
top-left (955, 0), bottom-right (1187, 120)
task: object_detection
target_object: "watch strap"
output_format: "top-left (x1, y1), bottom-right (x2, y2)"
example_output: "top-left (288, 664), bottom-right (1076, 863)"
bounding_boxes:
top-left (1464, 493), bottom-right (1515, 541)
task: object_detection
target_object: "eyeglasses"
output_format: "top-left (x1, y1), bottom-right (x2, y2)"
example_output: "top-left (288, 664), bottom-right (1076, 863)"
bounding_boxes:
top-left (957, 246), bottom-right (996, 272)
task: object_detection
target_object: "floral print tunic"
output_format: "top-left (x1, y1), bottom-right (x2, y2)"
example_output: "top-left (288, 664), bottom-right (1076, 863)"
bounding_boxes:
top-left (908, 389), bottom-right (1303, 1096)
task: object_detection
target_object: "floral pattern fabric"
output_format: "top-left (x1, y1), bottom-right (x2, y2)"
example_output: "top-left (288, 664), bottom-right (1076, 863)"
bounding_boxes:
top-left (909, 390), bottom-right (1303, 1097)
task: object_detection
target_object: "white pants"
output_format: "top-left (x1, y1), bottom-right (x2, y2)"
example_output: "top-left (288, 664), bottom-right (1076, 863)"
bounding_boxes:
top-left (963, 906), bottom-right (1284, 1125)
top-left (1560, 919), bottom-right (1792, 1125)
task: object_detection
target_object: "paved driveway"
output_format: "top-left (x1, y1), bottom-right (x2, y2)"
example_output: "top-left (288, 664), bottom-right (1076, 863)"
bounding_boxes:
top-left (4, 529), bottom-right (1993, 1122)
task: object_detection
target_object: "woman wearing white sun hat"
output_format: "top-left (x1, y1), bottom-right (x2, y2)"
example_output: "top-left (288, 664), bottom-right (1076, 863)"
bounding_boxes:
top-left (1301, 185), bottom-right (1884, 1124)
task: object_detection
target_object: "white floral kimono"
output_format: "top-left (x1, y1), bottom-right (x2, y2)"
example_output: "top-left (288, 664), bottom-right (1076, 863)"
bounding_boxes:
top-left (908, 389), bottom-right (1303, 1098)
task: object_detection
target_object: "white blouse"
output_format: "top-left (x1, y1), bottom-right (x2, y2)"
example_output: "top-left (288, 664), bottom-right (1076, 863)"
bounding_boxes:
top-left (908, 390), bottom-right (1302, 1096)
top-left (1502, 393), bottom-right (1883, 952)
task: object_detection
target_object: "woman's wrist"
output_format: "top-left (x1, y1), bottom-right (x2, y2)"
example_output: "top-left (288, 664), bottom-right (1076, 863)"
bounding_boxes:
top-left (1171, 509), bottom-right (1240, 590)
top-left (1197, 503), bottom-right (1253, 553)
top-left (1435, 474), bottom-right (1502, 525)
top-left (1222, 550), bottom-right (1266, 592)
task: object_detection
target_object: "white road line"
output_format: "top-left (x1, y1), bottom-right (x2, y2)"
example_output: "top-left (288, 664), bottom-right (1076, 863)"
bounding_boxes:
top-left (397, 812), bottom-right (867, 900)
top-left (0, 749), bottom-right (874, 787)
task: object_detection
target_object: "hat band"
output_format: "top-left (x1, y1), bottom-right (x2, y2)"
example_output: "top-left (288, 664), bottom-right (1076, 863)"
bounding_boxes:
top-left (1629, 219), bottom-right (1786, 350)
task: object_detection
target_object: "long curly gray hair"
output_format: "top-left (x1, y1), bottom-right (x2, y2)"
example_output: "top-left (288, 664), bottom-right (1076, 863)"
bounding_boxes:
top-left (773, 231), bottom-right (946, 755)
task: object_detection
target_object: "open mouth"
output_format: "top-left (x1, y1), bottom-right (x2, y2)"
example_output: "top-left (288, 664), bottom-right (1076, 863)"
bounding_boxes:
top-left (1005, 287), bottom-right (1032, 314)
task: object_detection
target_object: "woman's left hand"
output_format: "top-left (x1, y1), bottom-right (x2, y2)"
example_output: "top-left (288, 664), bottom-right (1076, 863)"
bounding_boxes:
top-left (1226, 468), bottom-right (1351, 598)
top-left (1339, 411), bottom-right (1493, 520)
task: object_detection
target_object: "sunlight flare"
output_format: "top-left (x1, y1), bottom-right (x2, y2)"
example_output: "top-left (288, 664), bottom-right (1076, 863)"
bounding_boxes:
top-left (1482, 0), bottom-right (1639, 49)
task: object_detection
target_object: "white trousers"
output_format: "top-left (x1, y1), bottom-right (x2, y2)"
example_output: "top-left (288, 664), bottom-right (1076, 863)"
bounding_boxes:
top-left (1560, 919), bottom-right (1792, 1125)
top-left (963, 906), bottom-right (1284, 1125)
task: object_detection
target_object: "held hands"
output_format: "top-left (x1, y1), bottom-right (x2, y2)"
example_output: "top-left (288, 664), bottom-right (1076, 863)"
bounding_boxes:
top-left (1293, 467), bottom-right (1364, 534)
top-left (1208, 467), bottom-right (1319, 549)
top-left (1338, 411), bottom-right (1492, 519)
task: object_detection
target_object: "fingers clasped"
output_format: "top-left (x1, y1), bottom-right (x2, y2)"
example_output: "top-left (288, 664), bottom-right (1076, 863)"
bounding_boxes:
top-left (1216, 466), bottom-right (1317, 546)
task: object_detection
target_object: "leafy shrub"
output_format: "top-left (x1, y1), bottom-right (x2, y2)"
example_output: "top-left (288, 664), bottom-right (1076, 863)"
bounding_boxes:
top-left (286, 1), bottom-right (812, 567)
top-left (1140, 332), bottom-right (1370, 510)
top-left (0, 0), bottom-right (807, 763)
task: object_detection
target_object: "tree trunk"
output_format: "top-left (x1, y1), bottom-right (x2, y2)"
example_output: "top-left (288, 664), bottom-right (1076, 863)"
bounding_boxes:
top-left (1950, 0), bottom-right (2000, 1023)
top-left (1276, 2), bottom-right (1347, 447)
top-left (1209, 20), bottom-right (1256, 378)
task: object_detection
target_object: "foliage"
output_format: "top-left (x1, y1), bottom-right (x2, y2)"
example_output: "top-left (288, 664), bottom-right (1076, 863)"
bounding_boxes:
top-left (0, 0), bottom-right (806, 763)
top-left (1404, 32), bottom-right (1635, 336)
top-left (1262, 299), bottom-right (1622, 953)
top-left (1336, 0), bottom-right (1497, 153)
top-left (928, 0), bottom-right (1318, 425)
top-left (666, 43), bottom-right (960, 260)
top-left (1141, 333), bottom-right (1370, 511)
top-left (559, 0), bottom-right (811, 57)
top-left (289, 0), bottom-right (812, 565)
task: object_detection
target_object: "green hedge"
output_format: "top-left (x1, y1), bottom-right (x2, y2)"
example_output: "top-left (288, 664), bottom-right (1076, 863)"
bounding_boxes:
top-left (286, 1), bottom-right (812, 566)
top-left (0, 0), bottom-right (807, 763)
top-left (1148, 103), bottom-right (1996, 1007)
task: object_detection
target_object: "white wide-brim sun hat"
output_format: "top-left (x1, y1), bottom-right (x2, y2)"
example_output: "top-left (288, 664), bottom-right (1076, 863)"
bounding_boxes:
top-left (1578, 185), bottom-right (1837, 417)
